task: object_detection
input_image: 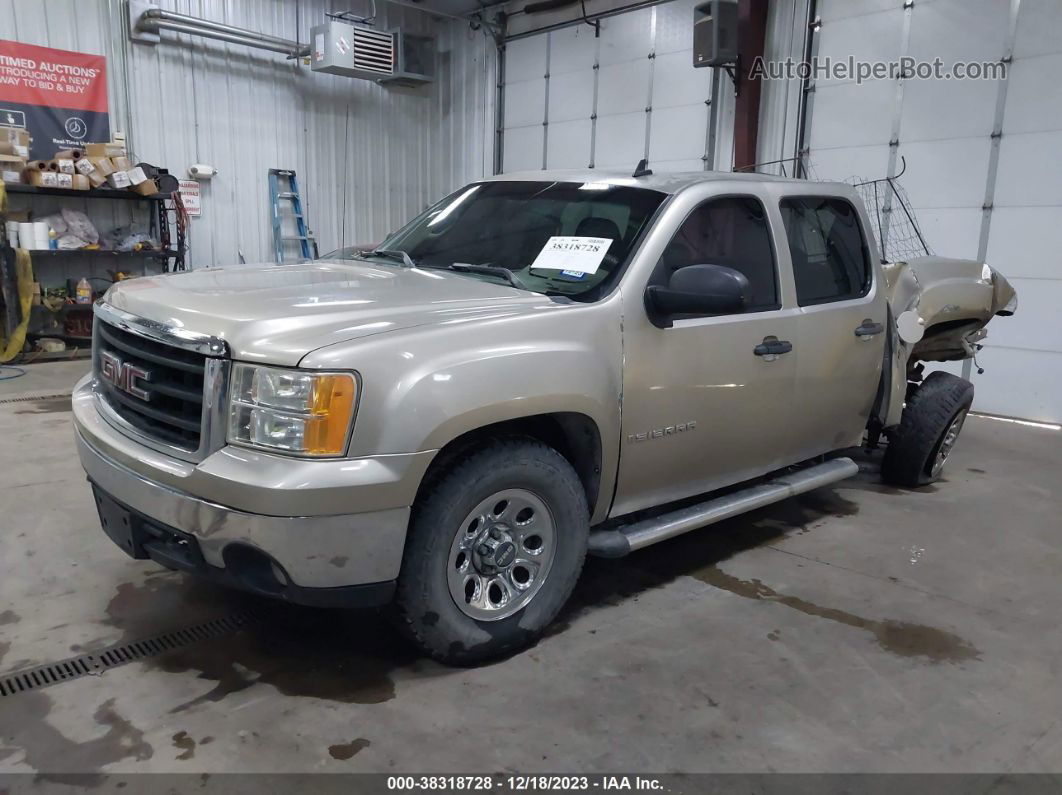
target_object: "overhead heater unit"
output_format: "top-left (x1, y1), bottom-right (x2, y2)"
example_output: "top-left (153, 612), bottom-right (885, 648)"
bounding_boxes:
top-left (310, 21), bottom-right (434, 85)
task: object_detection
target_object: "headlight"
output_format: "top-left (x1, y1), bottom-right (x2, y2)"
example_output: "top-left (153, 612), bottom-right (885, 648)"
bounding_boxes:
top-left (227, 364), bottom-right (358, 457)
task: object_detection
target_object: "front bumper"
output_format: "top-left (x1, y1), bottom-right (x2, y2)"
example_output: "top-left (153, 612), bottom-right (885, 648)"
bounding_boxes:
top-left (89, 483), bottom-right (395, 608)
top-left (73, 374), bottom-right (435, 601)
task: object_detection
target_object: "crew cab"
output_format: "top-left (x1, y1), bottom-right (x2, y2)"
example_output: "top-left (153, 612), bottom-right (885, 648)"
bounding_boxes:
top-left (73, 169), bottom-right (1015, 663)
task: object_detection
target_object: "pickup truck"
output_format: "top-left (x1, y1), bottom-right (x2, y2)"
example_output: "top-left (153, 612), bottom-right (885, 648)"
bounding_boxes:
top-left (72, 169), bottom-right (1016, 664)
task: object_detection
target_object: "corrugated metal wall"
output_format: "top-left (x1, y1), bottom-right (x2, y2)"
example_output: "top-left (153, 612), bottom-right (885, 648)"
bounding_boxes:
top-left (1, 0), bottom-right (497, 271)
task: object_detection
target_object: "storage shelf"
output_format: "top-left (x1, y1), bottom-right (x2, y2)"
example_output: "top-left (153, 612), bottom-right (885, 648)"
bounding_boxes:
top-left (4, 184), bottom-right (166, 201)
top-left (14, 248), bottom-right (173, 259)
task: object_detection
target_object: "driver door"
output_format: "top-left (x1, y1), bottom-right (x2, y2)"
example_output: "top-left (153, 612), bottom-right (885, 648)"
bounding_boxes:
top-left (613, 195), bottom-right (803, 517)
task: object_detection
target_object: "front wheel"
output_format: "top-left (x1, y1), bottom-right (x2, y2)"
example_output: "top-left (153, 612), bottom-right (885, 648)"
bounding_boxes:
top-left (393, 438), bottom-right (589, 665)
top-left (882, 371), bottom-right (974, 487)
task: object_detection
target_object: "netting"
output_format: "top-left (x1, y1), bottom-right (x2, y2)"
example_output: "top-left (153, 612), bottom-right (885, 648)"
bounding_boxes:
top-left (846, 176), bottom-right (932, 263)
top-left (734, 155), bottom-right (933, 264)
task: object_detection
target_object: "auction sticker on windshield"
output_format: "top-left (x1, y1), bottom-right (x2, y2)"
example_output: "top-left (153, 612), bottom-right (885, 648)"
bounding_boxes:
top-left (530, 236), bottom-right (613, 275)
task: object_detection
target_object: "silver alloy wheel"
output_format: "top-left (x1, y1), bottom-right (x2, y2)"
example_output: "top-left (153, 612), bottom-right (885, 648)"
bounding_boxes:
top-left (446, 488), bottom-right (556, 621)
top-left (930, 410), bottom-right (967, 477)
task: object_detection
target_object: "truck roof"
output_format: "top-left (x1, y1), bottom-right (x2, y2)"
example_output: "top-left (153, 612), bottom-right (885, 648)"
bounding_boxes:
top-left (483, 169), bottom-right (847, 195)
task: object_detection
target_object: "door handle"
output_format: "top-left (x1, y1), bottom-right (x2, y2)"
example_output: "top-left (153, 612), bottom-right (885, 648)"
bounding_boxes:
top-left (754, 336), bottom-right (793, 358)
top-left (855, 319), bottom-right (885, 338)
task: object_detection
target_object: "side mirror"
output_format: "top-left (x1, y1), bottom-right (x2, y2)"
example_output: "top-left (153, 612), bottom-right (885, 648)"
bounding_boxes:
top-left (645, 264), bottom-right (749, 327)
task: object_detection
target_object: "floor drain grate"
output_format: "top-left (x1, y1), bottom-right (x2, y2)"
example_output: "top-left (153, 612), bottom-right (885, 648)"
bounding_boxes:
top-left (0, 609), bottom-right (260, 698)
top-left (0, 392), bottom-right (73, 405)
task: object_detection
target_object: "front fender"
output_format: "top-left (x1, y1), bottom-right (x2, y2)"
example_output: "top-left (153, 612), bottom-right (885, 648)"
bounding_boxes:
top-left (301, 302), bottom-right (624, 517)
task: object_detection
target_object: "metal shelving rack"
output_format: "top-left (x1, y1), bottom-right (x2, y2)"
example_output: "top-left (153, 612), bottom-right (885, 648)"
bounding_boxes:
top-left (0, 184), bottom-right (188, 361)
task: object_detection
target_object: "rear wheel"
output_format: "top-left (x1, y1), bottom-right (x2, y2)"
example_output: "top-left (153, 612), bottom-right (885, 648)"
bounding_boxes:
top-left (882, 371), bottom-right (974, 487)
top-left (393, 438), bottom-right (588, 665)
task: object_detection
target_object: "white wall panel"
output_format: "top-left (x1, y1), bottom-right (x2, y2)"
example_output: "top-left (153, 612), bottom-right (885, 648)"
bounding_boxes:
top-left (649, 105), bottom-right (706, 169)
top-left (505, 79), bottom-right (548, 128)
top-left (895, 138), bottom-right (991, 209)
top-left (597, 59), bottom-right (650, 116)
top-left (911, 209), bottom-right (982, 262)
top-left (597, 8), bottom-right (653, 65)
top-left (993, 132), bottom-right (1062, 208)
top-left (653, 50), bottom-right (711, 109)
top-left (818, 0), bottom-right (900, 23)
top-left (1010, 0), bottom-right (1059, 59)
top-left (808, 80), bottom-right (896, 150)
top-left (813, 9), bottom-right (904, 83)
top-left (1002, 54), bottom-right (1062, 135)
top-left (899, 76), bottom-right (998, 142)
top-left (775, 0), bottom-right (1062, 421)
top-left (546, 119), bottom-right (592, 168)
top-left (1, 0), bottom-right (497, 271)
top-left (547, 25), bottom-right (597, 74)
top-left (548, 69), bottom-right (594, 122)
top-left (503, 124), bottom-right (544, 172)
top-left (810, 145), bottom-right (891, 182)
top-left (986, 208), bottom-right (1062, 281)
top-left (594, 111), bottom-right (645, 168)
top-left (503, 0), bottom-right (716, 175)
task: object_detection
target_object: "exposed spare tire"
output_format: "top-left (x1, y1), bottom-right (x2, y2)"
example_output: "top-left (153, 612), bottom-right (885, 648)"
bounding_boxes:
top-left (882, 371), bottom-right (975, 487)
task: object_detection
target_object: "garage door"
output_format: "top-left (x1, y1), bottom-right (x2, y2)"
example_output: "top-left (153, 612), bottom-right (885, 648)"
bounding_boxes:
top-left (803, 0), bottom-right (1062, 423)
top-left (502, 0), bottom-right (716, 174)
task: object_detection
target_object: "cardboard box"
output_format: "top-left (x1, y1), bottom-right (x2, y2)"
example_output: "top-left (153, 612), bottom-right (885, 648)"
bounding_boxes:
top-left (74, 158), bottom-right (97, 176)
top-left (111, 155), bottom-right (131, 171)
top-left (27, 170), bottom-right (58, 188)
top-left (5, 128), bottom-right (31, 147)
top-left (1, 154), bottom-right (26, 183)
top-left (85, 142), bottom-right (126, 158)
top-left (87, 156), bottom-right (114, 176)
top-left (132, 178), bottom-right (159, 196)
top-left (88, 171), bottom-right (107, 188)
top-left (126, 166), bottom-right (148, 186)
top-left (0, 140), bottom-right (29, 159)
top-left (56, 173), bottom-right (90, 191)
top-left (108, 171), bottom-right (132, 189)
top-left (54, 158), bottom-right (76, 174)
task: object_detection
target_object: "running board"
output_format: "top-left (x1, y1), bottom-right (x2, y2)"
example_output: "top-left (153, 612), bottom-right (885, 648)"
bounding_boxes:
top-left (587, 457), bottom-right (859, 558)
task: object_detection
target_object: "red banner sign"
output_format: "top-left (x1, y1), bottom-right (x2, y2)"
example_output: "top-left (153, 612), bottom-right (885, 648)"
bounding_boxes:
top-left (0, 39), bottom-right (109, 158)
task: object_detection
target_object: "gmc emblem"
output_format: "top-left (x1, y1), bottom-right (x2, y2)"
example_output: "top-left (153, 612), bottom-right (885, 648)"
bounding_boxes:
top-left (99, 351), bottom-right (152, 401)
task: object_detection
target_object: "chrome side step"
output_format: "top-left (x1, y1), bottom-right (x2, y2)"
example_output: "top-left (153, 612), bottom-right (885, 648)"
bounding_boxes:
top-left (587, 457), bottom-right (859, 558)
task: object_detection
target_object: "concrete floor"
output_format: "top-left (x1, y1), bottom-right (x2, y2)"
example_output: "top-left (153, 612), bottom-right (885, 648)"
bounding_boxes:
top-left (1, 360), bottom-right (1061, 776)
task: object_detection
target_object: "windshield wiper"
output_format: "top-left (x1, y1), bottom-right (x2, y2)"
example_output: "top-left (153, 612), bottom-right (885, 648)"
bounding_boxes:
top-left (359, 249), bottom-right (416, 268)
top-left (445, 263), bottom-right (529, 291)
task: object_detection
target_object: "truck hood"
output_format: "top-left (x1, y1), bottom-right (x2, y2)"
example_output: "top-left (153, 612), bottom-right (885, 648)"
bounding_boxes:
top-left (103, 260), bottom-right (556, 366)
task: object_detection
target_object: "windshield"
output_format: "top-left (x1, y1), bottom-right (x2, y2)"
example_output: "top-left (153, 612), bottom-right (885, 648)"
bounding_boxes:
top-left (375, 181), bottom-right (667, 299)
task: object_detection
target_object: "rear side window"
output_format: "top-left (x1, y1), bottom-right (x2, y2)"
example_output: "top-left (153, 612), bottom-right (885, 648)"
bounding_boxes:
top-left (780, 197), bottom-right (871, 306)
top-left (658, 196), bottom-right (779, 312)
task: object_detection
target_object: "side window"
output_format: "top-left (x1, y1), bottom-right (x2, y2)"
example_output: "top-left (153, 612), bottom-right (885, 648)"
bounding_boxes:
top-left (657, 196), bottom-right (779, 312)
top-left (780, 197), bottom-right (871, 306)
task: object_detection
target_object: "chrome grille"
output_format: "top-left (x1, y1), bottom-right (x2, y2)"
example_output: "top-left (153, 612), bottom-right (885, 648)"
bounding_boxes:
top-left (94, 319), bottom-right (207, 451)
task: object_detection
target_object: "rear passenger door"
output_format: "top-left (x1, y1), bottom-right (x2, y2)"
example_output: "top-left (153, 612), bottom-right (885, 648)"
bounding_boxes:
top-left (780, 195), bottom-right (888, 459)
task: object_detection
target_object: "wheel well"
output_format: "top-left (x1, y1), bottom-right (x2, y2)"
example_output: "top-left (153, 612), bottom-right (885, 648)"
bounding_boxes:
top-left (418, 413), bottom-right (603, 513)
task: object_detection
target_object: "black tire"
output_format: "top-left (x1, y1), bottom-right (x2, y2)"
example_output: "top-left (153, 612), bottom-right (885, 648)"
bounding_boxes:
top-left (393, 437), bottom-right (589, 665)
top-left (882, 371), bottom-right (974, 487)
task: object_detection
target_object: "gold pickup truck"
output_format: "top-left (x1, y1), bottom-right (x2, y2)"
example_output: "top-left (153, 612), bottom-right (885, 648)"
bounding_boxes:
top-left (72, 169), bottom-right (1016, 663)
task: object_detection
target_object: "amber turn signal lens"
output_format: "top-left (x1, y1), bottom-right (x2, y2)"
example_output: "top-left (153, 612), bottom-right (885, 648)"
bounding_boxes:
top-left (304, 374), bottom-right (357, 456)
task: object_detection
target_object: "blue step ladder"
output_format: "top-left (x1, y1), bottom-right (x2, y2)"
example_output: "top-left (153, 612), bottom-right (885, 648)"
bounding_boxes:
top-left (268, 169), bottom-right (315, 263)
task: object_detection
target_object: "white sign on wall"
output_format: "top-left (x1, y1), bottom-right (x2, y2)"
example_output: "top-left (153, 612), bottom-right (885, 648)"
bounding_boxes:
top-left (178, 179), bottom-right (202, 217)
